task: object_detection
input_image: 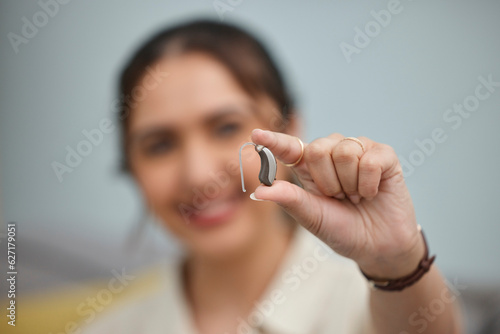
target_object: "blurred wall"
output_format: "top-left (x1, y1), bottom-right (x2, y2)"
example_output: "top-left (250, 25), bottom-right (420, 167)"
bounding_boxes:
top-left (0, 0), bottom-right (499, 292)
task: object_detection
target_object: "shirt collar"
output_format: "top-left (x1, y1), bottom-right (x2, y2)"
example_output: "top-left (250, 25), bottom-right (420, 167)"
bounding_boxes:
top-left (255, 226), bottom-right (337, 334)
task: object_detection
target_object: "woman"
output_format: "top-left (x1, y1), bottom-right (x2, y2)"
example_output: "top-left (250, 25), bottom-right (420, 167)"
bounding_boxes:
top-left (84, 20), bottom-right (462, 333)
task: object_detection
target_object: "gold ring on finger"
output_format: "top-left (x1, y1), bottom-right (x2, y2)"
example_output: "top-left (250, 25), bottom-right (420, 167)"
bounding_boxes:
top-left (340, 137), bottom-right (365, 153)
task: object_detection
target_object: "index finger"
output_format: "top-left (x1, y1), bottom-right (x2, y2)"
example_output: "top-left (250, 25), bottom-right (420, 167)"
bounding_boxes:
top-left (250, 128), bottom-right (304, 166)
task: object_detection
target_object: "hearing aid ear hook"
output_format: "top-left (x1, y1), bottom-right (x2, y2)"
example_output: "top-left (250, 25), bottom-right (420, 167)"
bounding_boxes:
top-left (239, 142), bottom-right (277, 192)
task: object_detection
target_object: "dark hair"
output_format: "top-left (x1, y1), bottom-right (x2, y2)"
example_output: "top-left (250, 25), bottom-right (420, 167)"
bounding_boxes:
top-left (118, 19), bottom-right (295, 171)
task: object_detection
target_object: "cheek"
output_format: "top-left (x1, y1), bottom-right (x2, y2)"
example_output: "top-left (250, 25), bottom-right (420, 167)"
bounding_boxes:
top-left (133, 163), bottom-right (179, 211)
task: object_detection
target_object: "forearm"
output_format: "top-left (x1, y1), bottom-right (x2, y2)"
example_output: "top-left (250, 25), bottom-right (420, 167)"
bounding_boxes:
top-left (368, 266), bottom-right (462, 334)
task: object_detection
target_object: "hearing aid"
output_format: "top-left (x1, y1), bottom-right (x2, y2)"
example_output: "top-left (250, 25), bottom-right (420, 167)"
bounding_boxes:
top-left (239, 142), bottom-right (277, 192)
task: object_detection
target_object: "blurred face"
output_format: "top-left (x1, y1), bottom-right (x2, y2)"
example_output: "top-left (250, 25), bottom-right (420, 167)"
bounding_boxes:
top-left (127, 52), bottom-right (291, 260)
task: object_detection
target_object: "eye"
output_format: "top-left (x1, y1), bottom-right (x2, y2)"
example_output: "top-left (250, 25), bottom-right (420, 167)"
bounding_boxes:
top-left (144, 138), bottom-right (175, 156)
top-left (216, 123), bottom-right (240, 137)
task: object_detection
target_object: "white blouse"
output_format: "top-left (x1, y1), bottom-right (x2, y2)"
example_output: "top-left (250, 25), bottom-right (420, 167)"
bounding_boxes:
top-left (82, 226), bottom-right (371, 334)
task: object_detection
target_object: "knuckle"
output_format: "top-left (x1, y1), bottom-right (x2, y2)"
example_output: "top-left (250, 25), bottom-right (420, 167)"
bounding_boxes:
top-left (359, 157), bottom-right (380, 174)
top-left (381, 143), bottom-right (396, 155)
top-left (332, 144), bottom-right (357, 164)
top-left (304, 139), bottom-right (330, 162)
top-left (327, 133), bottom-right (344, 141)
top-left (358, 136), bottom-right (370, 144)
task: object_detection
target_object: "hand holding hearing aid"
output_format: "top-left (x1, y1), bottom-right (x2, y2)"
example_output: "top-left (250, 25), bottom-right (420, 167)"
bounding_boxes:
top-left (247, 128), bottom-right (426, 281)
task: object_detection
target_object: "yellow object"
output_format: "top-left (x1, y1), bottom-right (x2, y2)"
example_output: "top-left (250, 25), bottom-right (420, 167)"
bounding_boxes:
top-left (0, 266), bottom-right (164, 334)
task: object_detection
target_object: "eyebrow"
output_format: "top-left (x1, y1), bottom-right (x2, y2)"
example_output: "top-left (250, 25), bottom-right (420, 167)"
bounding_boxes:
top-left (204, 104), bottom-right (254, 126)
top-left (129, 103), bottom-right (255, 144)
top-left (130, 126), bottom-right (175, 145)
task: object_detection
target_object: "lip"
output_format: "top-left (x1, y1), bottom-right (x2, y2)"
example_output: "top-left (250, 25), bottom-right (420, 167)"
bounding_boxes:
top-left (186, 195), bottom-right (241, 228)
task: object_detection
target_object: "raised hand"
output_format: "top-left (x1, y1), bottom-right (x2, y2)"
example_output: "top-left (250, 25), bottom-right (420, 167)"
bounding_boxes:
top-left (251, 129), bottom-right (425, 279)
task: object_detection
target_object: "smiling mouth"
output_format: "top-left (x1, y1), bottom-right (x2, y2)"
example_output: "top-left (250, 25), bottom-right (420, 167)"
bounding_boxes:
top-left (183, 196), bottom-right (241, 228)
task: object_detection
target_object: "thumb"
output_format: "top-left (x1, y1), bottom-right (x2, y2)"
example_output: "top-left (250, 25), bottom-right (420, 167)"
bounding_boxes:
top-left (253, 180), bottom-right (324, 235)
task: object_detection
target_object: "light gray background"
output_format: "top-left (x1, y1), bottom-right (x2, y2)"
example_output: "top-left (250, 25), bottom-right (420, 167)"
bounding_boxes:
top-left (0, 0), bottom-right (499, 294)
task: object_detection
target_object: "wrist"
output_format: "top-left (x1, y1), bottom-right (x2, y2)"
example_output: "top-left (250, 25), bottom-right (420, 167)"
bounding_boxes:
top-left (359, 226), bottom-right (436, 292)
top-left (358, 226), bottom-right (426, 280)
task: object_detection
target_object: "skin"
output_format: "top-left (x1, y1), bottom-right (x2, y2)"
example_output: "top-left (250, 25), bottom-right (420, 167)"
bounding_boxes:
top-left (127, 51), bottom-right (462, 334)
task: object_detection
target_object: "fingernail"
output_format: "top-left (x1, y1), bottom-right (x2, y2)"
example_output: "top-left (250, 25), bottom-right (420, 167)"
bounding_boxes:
top-left (334, 193), bottom-right (345, 200)
top-left (349, 195), bottom-right (360, 204)
top-left (250, 192), bottom-right (267, 201)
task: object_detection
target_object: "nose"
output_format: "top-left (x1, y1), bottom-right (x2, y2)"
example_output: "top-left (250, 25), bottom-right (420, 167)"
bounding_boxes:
top-left (181, 138), bottom-right (223, 193)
